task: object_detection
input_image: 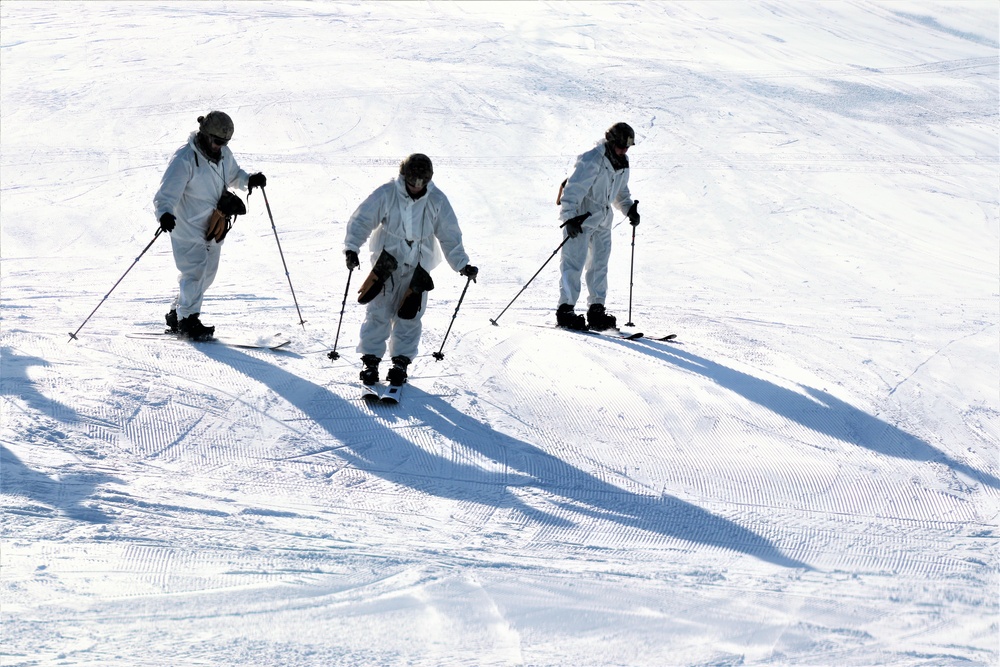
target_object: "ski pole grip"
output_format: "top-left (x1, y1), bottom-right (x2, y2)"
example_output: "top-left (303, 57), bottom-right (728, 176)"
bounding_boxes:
top-left (560, 211), bottom-right (591, 228)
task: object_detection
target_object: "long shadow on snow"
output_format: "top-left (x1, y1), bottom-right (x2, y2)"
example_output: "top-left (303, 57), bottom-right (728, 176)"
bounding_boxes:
top-left (634, 340), bottom-right (999, 490)
top-left (1, 445), bottom-right (116, 523)
top-left (1, 347), bottom-right (79, 423)
top-left (196, 344), bottom-right (809, 570)
top-left (1, 348), bottom-right (116, 523)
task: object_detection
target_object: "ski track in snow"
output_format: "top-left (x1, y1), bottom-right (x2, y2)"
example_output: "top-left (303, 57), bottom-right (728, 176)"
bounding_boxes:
top-left (2, 1), bottom-right (998, 666)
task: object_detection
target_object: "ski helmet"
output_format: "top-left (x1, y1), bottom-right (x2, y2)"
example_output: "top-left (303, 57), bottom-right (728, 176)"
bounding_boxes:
top-left (605, 122), bottom-right (635, 150)
top-left (399, 153), bottom-right (434, 188)
top-left (198, 111), bottom-right (235, 142)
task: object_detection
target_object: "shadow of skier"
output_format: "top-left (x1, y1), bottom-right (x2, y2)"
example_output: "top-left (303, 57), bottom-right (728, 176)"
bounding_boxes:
top-left (1, 347), bottom-right (117, 523)
top-left (1, 346), bottom-right (79, 423)
top-left (194, 344), bottom-right (809, 570)
top-left (632, 340), bottom-right (999, 490)
top-left (1, 445), bottom-right (117, 523)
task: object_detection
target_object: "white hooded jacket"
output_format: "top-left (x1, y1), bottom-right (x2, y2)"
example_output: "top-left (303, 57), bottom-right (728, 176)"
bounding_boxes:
top-left (559, 140), bottom-right (634, 232)
top-left (344, 175), bottom-right (469, 273)
top-left (154, 132), bottom-right (250, 245)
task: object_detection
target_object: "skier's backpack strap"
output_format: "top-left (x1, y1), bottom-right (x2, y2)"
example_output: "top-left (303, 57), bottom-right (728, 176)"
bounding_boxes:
top-left (556, 178), bottom-right (568, 205)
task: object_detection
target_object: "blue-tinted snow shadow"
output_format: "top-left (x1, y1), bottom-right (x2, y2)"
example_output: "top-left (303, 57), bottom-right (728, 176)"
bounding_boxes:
top-left (635, 340), bottom-right (999, 490)
top-left (1, 347), bottom-right (79, 423)
top-left (0, 445), bottom-right (116, 523)
top-left (196, 344), bottom-right (809, 569)
top-left (1, 347), bottom-right (115, 523)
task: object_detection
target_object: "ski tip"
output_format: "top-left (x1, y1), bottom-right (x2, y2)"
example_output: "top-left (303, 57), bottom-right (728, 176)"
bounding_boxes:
top-left (381, 385), bottom-right (403, 404)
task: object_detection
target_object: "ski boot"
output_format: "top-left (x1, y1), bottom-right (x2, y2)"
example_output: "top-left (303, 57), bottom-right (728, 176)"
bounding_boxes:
top-left (165, 309), bottom-right (179, 333)
top-left (556, 304), bottom-right (587, 331)
top-left (177, 313), bottom-right (215, 341)
top-left (586, 303), bottom-right (617, 331)
top-left (360, 354), bottom-right (381, 386)
top-left (386, 355), bottom-right (411, 387)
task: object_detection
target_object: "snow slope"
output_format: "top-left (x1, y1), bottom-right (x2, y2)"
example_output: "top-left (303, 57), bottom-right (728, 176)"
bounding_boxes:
top-left (1, 2), bottom-right (997, 665)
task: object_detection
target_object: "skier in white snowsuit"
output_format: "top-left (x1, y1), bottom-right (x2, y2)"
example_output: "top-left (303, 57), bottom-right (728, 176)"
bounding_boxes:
top-left (344, 154), bottom-right (478, 387)
top-left (153, 111), bottom-right (266, 339)
top-left (556, 122), bottom-right (640, 331)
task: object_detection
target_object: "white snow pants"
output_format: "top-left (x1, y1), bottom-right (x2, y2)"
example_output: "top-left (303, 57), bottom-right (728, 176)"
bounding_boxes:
top-left (170, 236), bottom-right (222, 319)
top-left (356, 264), bottom-right (428, 361)
top-left (558, 224), bottom-right (612, 308)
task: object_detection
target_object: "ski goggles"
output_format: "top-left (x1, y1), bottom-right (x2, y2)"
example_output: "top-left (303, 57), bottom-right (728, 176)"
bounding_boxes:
top-left (405, 175), bottom-right (429, 190)
top-left (208, 134), bottom-right (229, 147)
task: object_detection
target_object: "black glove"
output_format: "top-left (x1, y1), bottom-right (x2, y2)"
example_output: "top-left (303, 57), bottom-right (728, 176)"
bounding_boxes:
top-left (627, 200), bottom-right (640, 226)
top-left (159, 212), bottom-right (176, 233)
top-left (248, 172), bottom-right (267, 193)
top-left (460, 264), bottom-right (479, 282)
top-left (345, 249), bottom-right (360, 270)
top-left (563, 212), bottom-right (591, 238)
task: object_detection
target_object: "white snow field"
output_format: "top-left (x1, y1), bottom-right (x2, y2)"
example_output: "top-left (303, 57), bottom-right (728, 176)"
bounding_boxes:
top-left (1, 1), bottom-right (998, 665)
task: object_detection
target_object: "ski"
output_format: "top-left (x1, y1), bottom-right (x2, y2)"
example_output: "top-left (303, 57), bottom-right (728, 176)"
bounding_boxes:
top-left (560, 326), bottom-right (644, 340)
top-left (532, 323), bottom-right (675, 343)
top-left (593, 329), bottom-right (644, 340)
top-left (126, 331), bottom-right (291, 350)
top-left (381, 383), bottom-right (404, 404)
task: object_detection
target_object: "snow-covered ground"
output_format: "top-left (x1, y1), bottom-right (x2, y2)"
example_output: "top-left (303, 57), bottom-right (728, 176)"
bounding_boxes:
top-left (2, 2), bottom-right (998, 665)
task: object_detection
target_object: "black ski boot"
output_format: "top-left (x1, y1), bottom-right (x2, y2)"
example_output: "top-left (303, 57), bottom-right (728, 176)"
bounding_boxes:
top-left (165, 309), bottom-right (179, 333)
top-left (586, 303), bottom-right (617, 331)
top-left (387, 355), bottom-right (411, 387)
top-left (178, 313), bottom-right (215, 340)
top-left (556, 304), bottom-right (587, 331)
top-left (360, 354), bottom-right (381, 386)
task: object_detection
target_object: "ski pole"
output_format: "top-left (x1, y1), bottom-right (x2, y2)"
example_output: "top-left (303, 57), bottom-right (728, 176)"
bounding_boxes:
top-left (625, 223), bottom-right (637, 327)
top-left (68, 228), bottom-right (163, 342)
top-left (433, 274), bottom-right (474, 361)
top-left (489, 214), bottom-right (589, 326)
top-left (260, 186), bottom-right (306, 329)
top-left (326, 267), bottom-right (354, 361)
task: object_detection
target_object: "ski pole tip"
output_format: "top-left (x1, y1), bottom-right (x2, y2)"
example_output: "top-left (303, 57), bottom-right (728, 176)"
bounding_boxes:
top-left (489, 319), bottom-right (499, 326)
top-left (432, 352), bottom-right (444, 361)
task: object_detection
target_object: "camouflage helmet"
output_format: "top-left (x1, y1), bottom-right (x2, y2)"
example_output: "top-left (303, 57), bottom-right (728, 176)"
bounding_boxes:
top-left (605, 122), bottom-right (635, 150)
top-left (399, 153), bottom-right (434, 188)
top-left (198, 111), bottom-right (235, 141)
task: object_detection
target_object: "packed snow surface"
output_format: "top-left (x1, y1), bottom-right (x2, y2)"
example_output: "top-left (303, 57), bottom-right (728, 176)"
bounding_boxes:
top-left (1, 2), bottom-right (997, 665)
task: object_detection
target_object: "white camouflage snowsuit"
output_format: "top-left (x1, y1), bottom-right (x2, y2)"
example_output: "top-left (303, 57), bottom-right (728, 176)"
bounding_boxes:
top-left (558, 139), bottom-right (634, 308)
top-left (153, 132), bottom-right (250, 319)
top-left (344, 175), bottom-right (470, 360)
